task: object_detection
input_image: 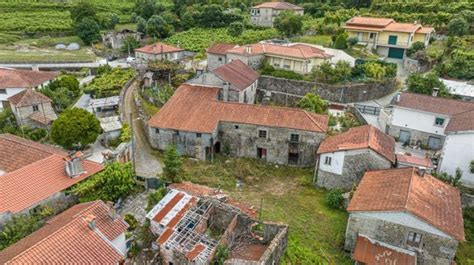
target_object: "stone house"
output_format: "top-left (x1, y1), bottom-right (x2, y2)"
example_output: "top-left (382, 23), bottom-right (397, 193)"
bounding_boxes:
top-left (102, 28), bottom-right (142, 50)
top-left (8, 89), bottom-right (57, 128)
top-left (0, 200), bottom-right (129, 264)
top-left (206, 43), bottom-right (237, 71)
top-left (134, 42), bottom-right (185, 66)
top-left (345, 167), bottom-right (465, 264)
top-left (0, 134), bottom-right (103, 226)
top-left (384, 92), bottom-right (474, 150)
top-left (344, 17), bottom-right (434, 59)
top-left (148, 84), bottom-right (328, 166)
top-left (188, 59), bottom-right (259, 104)
top-left (250, 2), bottom-right (304, 27)
top-left (315, 125), bottom-right (395, 190)
top-left (0, 68), bottom-right (58, 110)
top-left (206, 42), bottom-right (333, 74)
top-left (146, 182), bottom-right (288, 264)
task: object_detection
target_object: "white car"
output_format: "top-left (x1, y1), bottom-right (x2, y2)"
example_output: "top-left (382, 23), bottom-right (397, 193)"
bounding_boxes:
top-left (126, 57), bottom-right (135, 63)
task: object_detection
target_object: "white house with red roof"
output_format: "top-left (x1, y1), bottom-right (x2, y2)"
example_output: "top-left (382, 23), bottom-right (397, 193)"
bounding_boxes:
top-left (0, 68), bottom-right (58, 110)
top-left (250, 1), bottom-right (304, 27)
top-left (0, 201), bottom-right (129, 264)
top-left (134, 42), bottom-right (185, 66)
top-left (0, 134), bottom-right (103, 224)
top-left (345, 167), bottom-right (465, 264)
top-left (188, 59), bottom-right (259, 104)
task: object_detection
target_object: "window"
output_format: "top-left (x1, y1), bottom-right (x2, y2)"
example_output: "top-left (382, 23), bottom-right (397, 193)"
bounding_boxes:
top-left (258, 130), bottom-right (267, 138)
top-left (32, 105), bottom-right (39, 111)
top-left (234, 125), bottom-right (239, 129)
top-left (324, 156), bottom-right (332, 166)
top-left (290, 134), bottom-right (299, 143)
top-left (176, 131), bottom-right (180, 136)
top-left (388, 35), bottom-right (398, 45)
top-left (218, 57), bottom-right (222, 62)
top-left (369, 33), bottom-right (376, 39)
top-left (0, 89), bottom-right (6, 94)
top-left (407, 231), bottom-right (422, 247)
top-left (435, 117), bottom-right (445, 126)
top-left (196, 133), bottom-right (201, 138)
top-left (155, 128), bottom-right (160, 134)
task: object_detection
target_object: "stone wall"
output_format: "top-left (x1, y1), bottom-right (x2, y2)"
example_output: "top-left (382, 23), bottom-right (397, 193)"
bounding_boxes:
top-left (207, 53), bottom-right (226, 71)
top-left (316, 149), bottom-right (392, 190)
top-left (345, 213), bottom-right (458, 265)
top-left (259, 223), bottom-right (289, 265)
top-left (461, 193), bottom-right (474, 208)
top-left (257, 76), bottom-right (397, 105)
top-left (12, 102), bottom-right (57, 128)
top-left (227, 54), bottom-right (265, 70)
top-left (388, 124), bottom-right (446, 148)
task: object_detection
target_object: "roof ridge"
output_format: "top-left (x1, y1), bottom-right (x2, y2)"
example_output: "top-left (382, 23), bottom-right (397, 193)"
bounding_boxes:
top-left (404, 167), bottom-right (416, 210)
top-left (0, 134), bottom-right (59, 156)
top-left (302, 110), bottom-right (325, 132)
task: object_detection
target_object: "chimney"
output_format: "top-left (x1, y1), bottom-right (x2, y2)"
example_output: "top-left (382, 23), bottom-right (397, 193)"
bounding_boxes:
top-left (64, 151), bottom-right (85, 178)
top-left (395, 92), bottom-right (401, 103)
top-left (417, 167), bottom-right (427, 177)
top-left (106, 201), bottom-right (117, 220)
top-left (245, 45), bottom-right (251, 54)
top-left (432, 87), bottom-right (439, 97)
top-left (223, 82), bottom-right (230, 102)
top-left (85, 214), bottom-right (96, 230)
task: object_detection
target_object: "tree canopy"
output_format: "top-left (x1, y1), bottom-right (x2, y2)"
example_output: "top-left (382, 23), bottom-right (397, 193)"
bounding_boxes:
top-left (447, 17), bottom-right (469, 36)
top-left (76, 17), bottom-right (101, 45)
top-left (51, 108), bottom-right (101, 149)
top-left (163, 145), bottom-right (183, 183)
top-left (274, 10), bottom-right (303, 38)
top-left (70, 1), bottom-right (97, 23)
top-left (406, 73), bottom-right (450, 98)
top-left (297, 92), bottom-right (328, 115)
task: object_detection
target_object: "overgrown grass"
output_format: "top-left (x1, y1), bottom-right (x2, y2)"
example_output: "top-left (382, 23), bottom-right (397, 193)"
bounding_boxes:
top-left (140, 96), bottom-right (160, 117)
top-left (456, 208), bottom-right (474, 264)
top-left (181, 156), bottom-right (351, 264)
top-left (15, 36), bottom-right (84, 47)
top-left (292, 35), bottom-right (332, 47)
top-left (115, 23), bottom-right (137, 31)
top-left (0, 45), bottom-right (95, 63)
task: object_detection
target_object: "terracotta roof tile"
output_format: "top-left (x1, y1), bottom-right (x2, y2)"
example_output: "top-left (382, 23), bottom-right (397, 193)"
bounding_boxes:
top-left (28, 111), bottom-right (53, 125)
top-left (416, 27), bottom-right (435, 34)
top-left (0, 68), bottom-right (58, 89)
top-left (347, 167), bottom-right (465, 241)
top-left (148, 84), bottom-right (328, 133)
top-left (207, 43), bottom-right (236, 55)
top-left (396, 154), bottom-right (433, 168)
top-left (0, 201), bottom-right (128, 265)
top-left (212, 60), bottom-right (259, 91)
top-left (227, 43), bottom-right (332, 59)
top-left (318, 125), bottom-right (395, 163)
top-left (253, 2), bottom-right (303, 10)
top-left (384, 22), bottom-right (421, 33)
top-left (353, 235), bottom-right (416, 264)
top-left (135, 42), bottom-right (183, 54)
top-left (8, 89), bottom-right (52, 107)
top-left (446, 109), bottom-right (474, 132)
top-left (153, 192), bottom-right (185, 223)
top-left (345, 17), bottom-right (429, 33)
top-left (185, 243), bottom-right (205, 261)
top-left (345, 17), bottom-right (394, 28)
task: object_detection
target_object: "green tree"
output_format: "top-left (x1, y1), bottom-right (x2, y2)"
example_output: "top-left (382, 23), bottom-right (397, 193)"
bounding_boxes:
top-left (274, 10), bottom-right (303, 37)
top-left (363, 62), bottom-right (386, 80)
top-left (325, 189), bottom-right (344, 209)
top-left (163, 145), bottom-right (182, 183)
top-left (71, 162), bottom-right (136, 202)
top-left (228, 21), bottom-right (244, 37)
top-left (406, 41), bottom-right (425, 57)
top-left (51, 108), bottom-right (101, 149)
top-left (334, 32), bottom-right (348, 49)
top-left (146, 15), bottom-right (174, 38)
top-left (136, 16), bottom-right (147, 34)
top-left (134, 0), bottom-right (165, 20)
top-left (146, 186), bottom-right (167, 211)
top-left (297, 93), bottom-right (328, 114)
top-left (119, 122), bottom-right (131, 142)
top-left (447, 17), bottom-right (469, 36)
top-left (121, 36), bottom-right (140, 54)
top-left (407, 73), bottom-right (450, 97)
top-left (70, 1), bottom-right (97, 23)
top-left (76, 17), bottom-right (101, 45)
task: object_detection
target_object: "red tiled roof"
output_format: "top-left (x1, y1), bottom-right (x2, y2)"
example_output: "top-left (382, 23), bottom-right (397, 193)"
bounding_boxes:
top-left (0, 134), bottom-right (103, 214)
top-left (0, 133), bottom-right (66, 173)
top-left (153, 192), bottom-right (185, 223)
top-left (396, 154), bottom-right (433, 169)
top-left (416, 27), bottom-right (435, 34)
top-left (345, 17), bottom-right (394, 28)
top-left (353, 235), bottom-right (416, 265)
top-left (347, 167), bottom-right (465, 241)
top-left (393, 93), bottom-right (474, 132)
top-left (212, 60), bottom-right (259, 91)
top-left (253, 2), bottom-right (303, 10)
top-left (148, 84), bottom-right (328, 133)
top-left (0, 201), bottom-right (128, 265)
top-left (186, 243), bottom-right (205, 261)
top-left (384, 22), bottom-right (421, 33)
top-left (157, 227), bottom-right (174, 245)
top-left (28, 111), bottom-right (53, 125)
top-left (226, 43), bottom-right (332, 59)
top-left (345, 17), bottom-right (427, 33)
top-left (0, 68), bottom-right (58, 89)
top-left (135, 42), bottom-right (183, 54)
top-left (8, 89), bottom-right (52, 107)
top-left (317, 125), bottom-right (395, 163)
top-left (207, 43), bottom-right (236, 55)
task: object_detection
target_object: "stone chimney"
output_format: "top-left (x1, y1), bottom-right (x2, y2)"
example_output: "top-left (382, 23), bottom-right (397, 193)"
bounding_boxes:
top-left (395, 92), bottom-right (401, 103)
top-left (223, 82), bottom-right (230, 102)
top-left (417, 167), bottom-right (427, 177)
top-left (64, 151), bottom-right (85, 178)
top-left (432, 87), bottom-right (439, 97)
top-left (85, 214), bottom-right (96, 230)
top-left (245, 45), bottom-right (251, 54)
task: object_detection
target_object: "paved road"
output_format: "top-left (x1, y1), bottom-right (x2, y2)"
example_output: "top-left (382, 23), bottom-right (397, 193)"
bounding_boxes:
top-left (0, 58), bottom-right (130, 70)
top-left (123, 80), bottom-right (163, 178)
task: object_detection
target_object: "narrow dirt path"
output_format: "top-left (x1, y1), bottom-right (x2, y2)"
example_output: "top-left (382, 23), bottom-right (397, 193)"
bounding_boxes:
top-left (123, 80), bottom-right (162, 178)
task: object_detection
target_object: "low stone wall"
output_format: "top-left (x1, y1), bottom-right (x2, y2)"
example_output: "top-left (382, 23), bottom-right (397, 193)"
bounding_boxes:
top-left (257, 76), bottom-right (397, 105)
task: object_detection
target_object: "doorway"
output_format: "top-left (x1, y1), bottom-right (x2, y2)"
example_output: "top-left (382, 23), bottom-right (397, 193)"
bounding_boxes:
top-left (257, 147), bottom-right (267, 160)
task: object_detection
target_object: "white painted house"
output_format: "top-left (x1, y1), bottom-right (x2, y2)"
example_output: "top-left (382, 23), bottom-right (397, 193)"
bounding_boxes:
top-left (439, 109), bottom-right (474, 186)
top-left (0, 68), bottom-right (58, 110)
top-left (385, 92), bottom-right (474, 150)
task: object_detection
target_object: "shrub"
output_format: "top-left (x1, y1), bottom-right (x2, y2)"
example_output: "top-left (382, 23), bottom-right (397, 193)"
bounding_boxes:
top-left (76, 17), bottom-right (100, 45)
top-left (325, 189), bottom-right (344, 209)
top-left (212, 245), bottom-right (230, 264)
top-left (407, 41), bottom-right (426, 57)
top-left (347, 36), bottom-right (358, 47)
top-left (163, 145), bottom-right (183, 183)
top-left (228, 21), bottom-right (244, 37)
top-left (470, 160), bottom-right (474, 174)
top-left (363, 62), bottom-right (386, 81)
top-left (433, 168), bottom-right (463, 187)
top-left (407, 73), bottom-right (450, 98)
top-left (334, 32), bottom-right (348, 49)
top-left (297, 93), bottom-right (328, 114)
top-left (448, 17), bottom-right (469, 36)
top-left (124, 214), bottom-right (138, 230)
top-left (146, 186), bottom-right (167, 211)
top-left (260, 62), bottom-right (304, 80)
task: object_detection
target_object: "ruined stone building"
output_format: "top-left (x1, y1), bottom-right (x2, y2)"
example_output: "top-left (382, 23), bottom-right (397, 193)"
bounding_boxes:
top-left (146, 182), bottom-right (288, 265)
top-left (345, 167), bottom-right (465, 265)
top-left (8, 89), bottom-right (57, 127)
top-left (102, 28), bottom-right (142, 50)
top-left (148, 84), bottom-right (328, 166)
top-left (188, 60), bottom-right (259, 104)
top-left (315, 125), bottom-right (395, 190)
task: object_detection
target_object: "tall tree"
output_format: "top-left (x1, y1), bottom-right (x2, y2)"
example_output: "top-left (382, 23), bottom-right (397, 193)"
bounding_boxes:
top-left (51, 108), bottom-right (101, 149)
top-left (146, 15), bottom-right (174, 38)
top-left (298, 93), bottom-right (328, 114)
top-left (407, 73), bottom-right (450, 98)
top-left (163, 145), bottom-right (182, 183)
top-left (447, 17), bottom-right (469, 36)
top-left (274, 10), bottom-right (303, 38)
top-left (76, 17), bottom-right (101, 45)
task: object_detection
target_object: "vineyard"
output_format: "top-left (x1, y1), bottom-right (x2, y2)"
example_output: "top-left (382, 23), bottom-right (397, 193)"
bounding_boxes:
top-left (84, 68), bottom-right (135, 98)
top-left (164, 27), bottom-right (280, 53)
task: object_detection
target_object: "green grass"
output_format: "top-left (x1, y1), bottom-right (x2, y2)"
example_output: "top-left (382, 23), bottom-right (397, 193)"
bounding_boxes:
top-left (181, 156), bottom-right (351, 264)
top-left (0, 45), bottom-right (96, 63)
top-left (292, 35), bottom-right (332, 47)
top-left (456, 208), bottom-right (474, 264)
top-left (140, 96), bottom-right (160, 117)
top-left (15, 36), bottom-right (84, 47)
